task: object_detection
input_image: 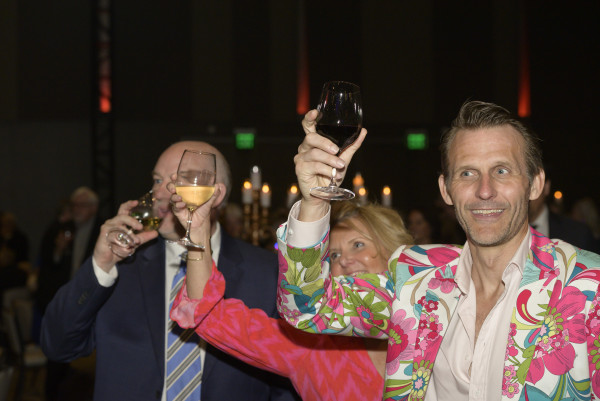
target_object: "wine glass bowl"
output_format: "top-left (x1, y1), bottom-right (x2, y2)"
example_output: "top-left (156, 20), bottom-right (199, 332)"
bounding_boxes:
top-left (174, 150), bottom-right (217, 249)
top-left (107, 229), bottom-right (136, 258)
top-left (130, 191), bottom-right (161, 231)
top-left (106, 190), bottom-right (161, 258)
top-left (311, 81), bottom-right (363, 200)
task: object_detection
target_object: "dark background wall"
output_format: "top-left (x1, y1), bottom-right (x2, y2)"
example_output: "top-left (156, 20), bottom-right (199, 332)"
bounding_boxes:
top-left (0, 0), bottom-right (598, 259)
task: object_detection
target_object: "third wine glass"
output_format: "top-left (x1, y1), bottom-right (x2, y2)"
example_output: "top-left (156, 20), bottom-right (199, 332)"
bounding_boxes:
top-left (106, 190), bottom-right (161, 258)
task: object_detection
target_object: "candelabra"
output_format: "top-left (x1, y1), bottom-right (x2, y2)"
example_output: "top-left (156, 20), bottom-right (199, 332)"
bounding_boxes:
top-left (241, 167), bottom-right (272, 248)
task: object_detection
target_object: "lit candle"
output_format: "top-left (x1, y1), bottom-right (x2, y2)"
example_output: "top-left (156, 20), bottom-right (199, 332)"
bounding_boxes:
top-left (286, 184), bottom-right (299, 208)
top-left (250, 166), bottom-right (262, 189)
top-left (553, 190), bottom-right (564, 211)
top-left (242, 180), bottom-right (253, 205)
top-left (382, 186), bottom-right (392, 207)
top-left (353, 172), bottom-right (364, 194)
top-left (358, 187), bottom-right (368, 205)
top-left (260, 184), bottom-right (271, 208)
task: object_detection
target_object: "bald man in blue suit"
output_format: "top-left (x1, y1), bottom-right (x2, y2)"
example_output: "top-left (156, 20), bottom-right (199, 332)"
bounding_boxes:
top-left (41, 141), bottom-right (298, 401)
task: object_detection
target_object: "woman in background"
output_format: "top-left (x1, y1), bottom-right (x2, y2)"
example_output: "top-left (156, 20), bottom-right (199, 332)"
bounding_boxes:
top-left (406, 207), bottom-right (440, 245)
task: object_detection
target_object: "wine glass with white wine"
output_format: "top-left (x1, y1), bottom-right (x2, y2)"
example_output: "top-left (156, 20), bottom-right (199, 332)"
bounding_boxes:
top-left (106, 190), bottom-right (162, 257)
top-left (310, 80), bottom-right (363, 200)
top-left (174, 150), bottom-right (216, 249)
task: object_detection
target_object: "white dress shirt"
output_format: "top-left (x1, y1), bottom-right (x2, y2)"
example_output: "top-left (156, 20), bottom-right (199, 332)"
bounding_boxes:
top-left (425, 232), bottom-right (529, 401)
top-left (93, 222), bottom-right (222, 401)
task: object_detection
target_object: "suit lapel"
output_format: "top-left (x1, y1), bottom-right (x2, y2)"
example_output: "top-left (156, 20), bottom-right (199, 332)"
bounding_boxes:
top-left (136, 238), bottom-right (167, 381)
top-left (215, 231), bottom-right (243, 299)
top-left (387, 245), bottom-right (462, 399)
top-left (410, 263), bottom-right (461, 397)
top-left (502, 230), bottom-right (561, 398)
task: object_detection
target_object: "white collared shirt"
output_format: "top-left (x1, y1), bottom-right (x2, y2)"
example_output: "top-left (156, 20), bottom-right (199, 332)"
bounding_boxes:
top-left (425, 231), bottom-right (530, 401)
top-left (93, 223), bottom-right (223, 401)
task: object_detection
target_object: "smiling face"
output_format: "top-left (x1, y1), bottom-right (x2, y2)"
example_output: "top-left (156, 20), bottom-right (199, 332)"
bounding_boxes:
top-left (329, 217), bottom-right (389, 276)
top-left (438, 126), bottom-right (544, 249)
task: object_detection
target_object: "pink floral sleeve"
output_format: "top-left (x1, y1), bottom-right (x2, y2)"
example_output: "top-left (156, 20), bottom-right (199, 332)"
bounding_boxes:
top-left (170, 263), bottom-right (385, 401)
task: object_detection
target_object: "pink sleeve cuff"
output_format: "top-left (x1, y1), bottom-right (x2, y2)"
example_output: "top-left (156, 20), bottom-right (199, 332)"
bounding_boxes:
top-left (170, 262), bottom-right (226, 328)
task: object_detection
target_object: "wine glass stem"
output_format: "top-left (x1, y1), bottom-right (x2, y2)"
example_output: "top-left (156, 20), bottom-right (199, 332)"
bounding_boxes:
top-left (185, 208), bottom-right (194, 240)
top-left (328, 167), bottom-right (337, 188)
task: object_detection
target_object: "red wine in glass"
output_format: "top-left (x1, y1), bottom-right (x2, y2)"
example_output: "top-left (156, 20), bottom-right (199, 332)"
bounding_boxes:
top-left (315, 124), bottom-right (361, 153)
top-left (311, 81), bottom-right (363, 200)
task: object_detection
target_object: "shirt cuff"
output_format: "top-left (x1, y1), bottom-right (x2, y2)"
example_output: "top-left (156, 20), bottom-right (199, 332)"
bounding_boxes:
top-left (286, 200), bottom-right (330, 248)
top-left (92, 257), bottom-right (119, 287)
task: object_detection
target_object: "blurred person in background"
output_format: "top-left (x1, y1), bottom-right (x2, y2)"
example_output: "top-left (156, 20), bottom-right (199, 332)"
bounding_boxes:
top-left (406, 207), bottom-right (440, 245)
top-left (571, 196), bottom-right (600, 249)
top-left (528, 175), bottom-right (598, 252)
top-left (0, 211), bottom-right (30, 308)
top-left (34, 187), bottom-right (101, 401)
top-left (434, 194), bottom-right (466, 244)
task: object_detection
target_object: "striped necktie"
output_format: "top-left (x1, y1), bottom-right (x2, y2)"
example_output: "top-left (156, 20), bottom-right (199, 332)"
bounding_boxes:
top-left (166, 254), bottom-right (203, 401)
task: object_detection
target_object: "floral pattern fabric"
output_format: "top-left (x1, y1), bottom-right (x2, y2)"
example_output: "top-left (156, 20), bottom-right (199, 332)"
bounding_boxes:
top-left (276, 226), bottom-right (600, 400)
top-left (170, 263), bottom-right (385, 401)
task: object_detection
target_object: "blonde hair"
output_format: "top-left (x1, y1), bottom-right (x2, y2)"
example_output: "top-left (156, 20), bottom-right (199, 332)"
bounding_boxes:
top-left (331, 201), bottom-right (413, 261)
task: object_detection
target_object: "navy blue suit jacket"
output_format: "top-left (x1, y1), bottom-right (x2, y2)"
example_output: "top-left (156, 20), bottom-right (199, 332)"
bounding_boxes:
top-left (41, 231), bottom-right (298, 400)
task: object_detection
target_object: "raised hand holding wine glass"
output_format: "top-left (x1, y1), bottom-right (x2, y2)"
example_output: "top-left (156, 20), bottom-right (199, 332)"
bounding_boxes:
top-left (174, 150), bottom-right (216, 249)
top-left (106, 191), bottom-right (162, 258)
top-left (310, 81), bottom-right (363, 200)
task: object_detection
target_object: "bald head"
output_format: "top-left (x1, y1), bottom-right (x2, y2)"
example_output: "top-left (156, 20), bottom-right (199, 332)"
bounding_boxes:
top-left (152, 141), bottom-right (232, 240)
top-left (157, 141), bottom-right (232, 204)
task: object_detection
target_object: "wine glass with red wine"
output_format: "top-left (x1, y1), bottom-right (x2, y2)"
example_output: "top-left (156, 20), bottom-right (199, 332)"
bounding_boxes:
top-left (310, 81), bottom-right (363, 200)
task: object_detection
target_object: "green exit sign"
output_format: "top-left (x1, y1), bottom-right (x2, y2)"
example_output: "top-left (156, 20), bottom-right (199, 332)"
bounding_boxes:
top-left (234, 129), bottom-right (256, 150)
top-left (406, 131), bottom-right (428, 150)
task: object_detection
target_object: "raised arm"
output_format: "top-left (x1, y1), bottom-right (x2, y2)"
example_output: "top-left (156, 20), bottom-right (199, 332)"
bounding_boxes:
top-left (294, 109), bottom-right (366, 222)
top-left (41, 201), bottom-right (159, 361)
top-left (171, 264), bottom-right (312, 378)
top-left (171, 263), bottom-right (386, 401)
top-left (276, 111), bottom-right (399, 338)
top-left (277, 218), bottom-right (397, 336)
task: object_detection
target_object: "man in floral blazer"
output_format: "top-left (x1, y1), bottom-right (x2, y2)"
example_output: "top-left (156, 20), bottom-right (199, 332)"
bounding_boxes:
top-left (276, 101), bottom-right (600, 400)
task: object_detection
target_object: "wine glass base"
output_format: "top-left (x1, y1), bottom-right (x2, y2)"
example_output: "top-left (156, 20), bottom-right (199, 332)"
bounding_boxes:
top-left (108, 244), bottom-right (135, 258)
top-left (310, 186), bottom-right (355, 201)
top-left (179, 238), bottom-right (206, 250)
top-left (106, 228), bottom-right (136, 258)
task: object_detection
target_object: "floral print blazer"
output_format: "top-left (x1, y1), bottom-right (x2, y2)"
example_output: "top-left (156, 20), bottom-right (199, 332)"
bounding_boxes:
top-left (276, 226), bottom-right (600, 400)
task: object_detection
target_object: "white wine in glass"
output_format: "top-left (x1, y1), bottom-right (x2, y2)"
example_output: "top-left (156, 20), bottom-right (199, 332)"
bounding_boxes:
top-left (175, 150), bottom-right (217, 249)
top-left (106, 190), bottom-right (162, 258)
top-left (130, 191), bottom-right (162, 231)
top-left (175, 185), bottom-right (215, 208)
